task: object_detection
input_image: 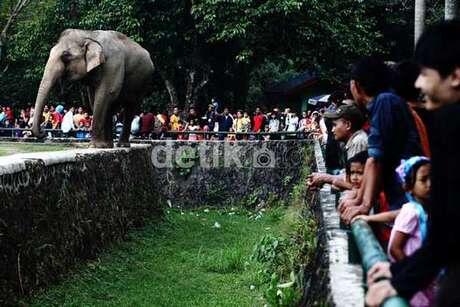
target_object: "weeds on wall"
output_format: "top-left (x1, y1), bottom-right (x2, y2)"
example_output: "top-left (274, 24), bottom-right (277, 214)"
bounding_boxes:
top-left (250, 149), bottom-right (317, 307)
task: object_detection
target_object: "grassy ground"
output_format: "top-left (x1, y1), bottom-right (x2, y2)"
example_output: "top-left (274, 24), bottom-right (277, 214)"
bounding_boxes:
top-left (27, 205), bottom-right (305, 307)
top-left (0, 142), bottom-right (71, 156)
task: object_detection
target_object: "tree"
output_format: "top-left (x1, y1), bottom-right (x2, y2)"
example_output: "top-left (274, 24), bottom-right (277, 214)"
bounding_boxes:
top-left (445, 0), bottom-right (458, 19)
top-left (415, 0), bottom-right (426, 47)
top-left (0, 0), bottom-right (31, 66)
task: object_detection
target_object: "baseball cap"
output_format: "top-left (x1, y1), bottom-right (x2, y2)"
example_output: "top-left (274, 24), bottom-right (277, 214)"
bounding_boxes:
top-left (323, 103), bottom-right (364, 125)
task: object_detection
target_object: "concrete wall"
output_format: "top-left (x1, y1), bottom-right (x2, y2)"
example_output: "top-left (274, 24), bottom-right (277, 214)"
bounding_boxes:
top-left (147, 140), bottom-right (312, 208)
top-left (0, 145), bottom-right (162, 304)
top-left (303, 141), bottom-right (364, 306)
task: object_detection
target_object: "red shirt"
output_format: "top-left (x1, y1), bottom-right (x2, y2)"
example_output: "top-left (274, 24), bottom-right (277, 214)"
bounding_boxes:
top-left (141, 112), bottom-right (155, 134)
top-left (253, 114), bottom-right (265, 132)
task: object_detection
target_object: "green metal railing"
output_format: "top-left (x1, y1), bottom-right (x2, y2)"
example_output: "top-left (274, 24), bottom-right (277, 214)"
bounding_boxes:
top-left (351, 219), bottom-right (409, 307)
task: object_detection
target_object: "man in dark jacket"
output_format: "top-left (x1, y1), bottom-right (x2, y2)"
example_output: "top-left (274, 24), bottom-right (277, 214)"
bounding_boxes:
top-left (217, 107), bottom-right (233, 140)
top-left (366, 20), bottom-right (460, 307)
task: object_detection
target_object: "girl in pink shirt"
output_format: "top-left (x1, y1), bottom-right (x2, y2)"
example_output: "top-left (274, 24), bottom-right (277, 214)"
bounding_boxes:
top-left (354, 156), bottom-right (435, 306)
top-left (389, 157), bottom-right (434, 307)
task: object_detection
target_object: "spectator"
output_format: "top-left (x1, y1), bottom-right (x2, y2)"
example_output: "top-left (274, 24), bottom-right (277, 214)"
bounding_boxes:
top-left (339, 56), bottom-right (422, 224)
top-left (0, 107), bottom-right (5, 124)
top-left (232, 110), bottom-right (246, 140)
top-left (298, 111), bottom-right (309, 137)
top-left (52, 105), bottom-right (64, 129)
top-left (365, 20), bottom-right (460, 307)
top-left (42, 105), bottom-right (52, 128)
top-left (242, 112), bottom-right (251, 135)
top-left (345, 151), bottom-right (367, 191)
top-left (131, 114), bottom-right (141, 136)
top-left (140, 110), bottom-right (154, 138)
top-left (307, 104), bottom-right (367, 191)
top-left (286, 111), bottom-right (299, 132)
top-left (187, 119), bottom-right (200, 141)
top-left (61, 106), bottom-right (76, 135)
top-left (217, 107), bottom-right (233, 141)
top-left (5, 107), bottom-right (13, 121)
top-left (252, 107), bottom-right (265, 133)
top-left (170, 107), bottom-right (181, 133)
top-left (268, 112), bottom-right (280, 135)
top-left (392, 61), bottom-right (432, 157)
top-left (187, 107), bottom-right (198, 124)
top-left (73, 106), bottom-right (84, 127)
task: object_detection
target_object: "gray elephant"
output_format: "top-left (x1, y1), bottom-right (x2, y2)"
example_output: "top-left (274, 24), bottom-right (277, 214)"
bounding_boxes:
top-left (31, 29), bottom-right (154, 148)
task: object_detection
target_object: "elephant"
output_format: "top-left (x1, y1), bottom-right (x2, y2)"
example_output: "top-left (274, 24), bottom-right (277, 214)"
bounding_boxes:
top-left (31, 29), bottom-right (154, 148)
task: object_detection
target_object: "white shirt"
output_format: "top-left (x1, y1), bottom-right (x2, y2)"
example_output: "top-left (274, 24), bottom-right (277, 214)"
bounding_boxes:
top-left (61, 111), bottom-right (75, 133)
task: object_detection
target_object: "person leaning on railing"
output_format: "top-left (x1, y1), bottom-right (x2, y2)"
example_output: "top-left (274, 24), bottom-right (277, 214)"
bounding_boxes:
top-left (339, 56), bottom-right (422, 225)
top-left (365, 20), bottom-right (460, 307)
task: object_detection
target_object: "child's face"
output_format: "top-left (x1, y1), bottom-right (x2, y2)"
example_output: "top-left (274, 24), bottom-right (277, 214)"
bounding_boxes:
top-left (411, 164), bottom-right (431, 202)
top-left (349, 162), bottom-right (364, 189)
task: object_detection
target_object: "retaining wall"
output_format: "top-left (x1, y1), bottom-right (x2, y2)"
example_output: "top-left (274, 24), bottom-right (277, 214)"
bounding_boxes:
top-left (303, 141), bottom-right (364, 306)
top-left (147, 140), bottom-right (311, 208)
top-left (0, 145), bottom-right (161, 305)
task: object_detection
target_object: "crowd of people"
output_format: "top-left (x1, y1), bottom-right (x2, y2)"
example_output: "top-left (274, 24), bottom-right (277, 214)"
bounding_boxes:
top-left (128, 104), bottom-right (332, 141)
top-left (0, 105), bottom-right (92, 138)
top-left (0, 99), bottom-right (332, 141)
top-left (306, 20), bottom-right (460, 307)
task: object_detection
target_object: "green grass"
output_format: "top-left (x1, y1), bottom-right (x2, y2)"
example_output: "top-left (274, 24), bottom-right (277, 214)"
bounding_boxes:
top-left (27, 207), bottom-right (298, 307)
top-left (0, 142), bottom-right (71, 156)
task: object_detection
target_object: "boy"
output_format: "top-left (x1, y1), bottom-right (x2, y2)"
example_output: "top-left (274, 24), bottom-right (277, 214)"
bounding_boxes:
top-left (366, 20), bottom-right (460, 306)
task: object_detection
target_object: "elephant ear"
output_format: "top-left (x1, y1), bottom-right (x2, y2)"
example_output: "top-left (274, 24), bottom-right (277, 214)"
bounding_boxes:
top-left (85, 40), bottom-right (105, 73)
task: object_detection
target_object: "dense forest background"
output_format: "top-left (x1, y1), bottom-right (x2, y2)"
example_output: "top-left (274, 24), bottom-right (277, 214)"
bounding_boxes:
top-left (0, 0), bottom-right (450, 112)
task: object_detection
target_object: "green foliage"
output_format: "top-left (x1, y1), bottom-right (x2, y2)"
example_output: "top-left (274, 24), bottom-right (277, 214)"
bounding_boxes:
top-left (2, 0), bottom-right (442, 110)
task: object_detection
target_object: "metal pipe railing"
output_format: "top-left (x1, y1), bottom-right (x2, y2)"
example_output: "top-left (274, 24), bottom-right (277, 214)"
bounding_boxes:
top-left (351, 219), bottom-right (409, 307)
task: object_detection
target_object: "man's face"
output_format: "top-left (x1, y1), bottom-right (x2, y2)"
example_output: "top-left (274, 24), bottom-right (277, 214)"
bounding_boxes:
top-left (332, 118), bottom-right (351, 141)
top-left (224, 108), bottom-right (229, 115)
top-left (415, 67), bottom-right (460, 110)
top-left (78, 107), bottom-right (83, 114)
top-left (255, 107), bottom-right (261, 114)
top-left (173, 107), bottom-right (179, 115)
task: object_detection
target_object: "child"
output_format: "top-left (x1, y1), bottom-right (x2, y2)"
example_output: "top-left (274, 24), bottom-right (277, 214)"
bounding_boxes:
top-left (356, 157), bottom-right (434, 307)
top-left (345, 151), bottom-right (367, 190)
top-left (187, 119), bottom-right (200, 141)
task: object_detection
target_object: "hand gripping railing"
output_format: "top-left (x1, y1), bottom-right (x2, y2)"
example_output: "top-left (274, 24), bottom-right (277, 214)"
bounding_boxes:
top-left (351, 219), bottom-right (409, 307)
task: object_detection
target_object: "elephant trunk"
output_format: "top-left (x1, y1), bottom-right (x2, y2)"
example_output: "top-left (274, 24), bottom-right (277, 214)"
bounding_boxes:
top-left (32, 47), bottom-right (65, 138)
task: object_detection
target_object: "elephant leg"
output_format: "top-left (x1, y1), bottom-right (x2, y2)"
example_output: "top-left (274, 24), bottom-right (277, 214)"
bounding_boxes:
top-left (87, 87), bottom-right (95, 112)
top-left (117, 103), bottom-right (135, 147)
top-left (90, 91), bottom-right (117, 148)
top-left (90, 62), bottom-right (124, 148)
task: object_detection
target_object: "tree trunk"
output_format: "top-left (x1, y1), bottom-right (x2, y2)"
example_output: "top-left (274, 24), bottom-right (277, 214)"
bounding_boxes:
top-left (414, 0), bottom-right (426, 48)
top-left (445, 0), bottom-right (458, 20)
top-left (184, 69), bottom-right (196, 111)
top-left (0, 0), bottom-right (31, 62)
top-left (164, 78), bottom-right (180, 110)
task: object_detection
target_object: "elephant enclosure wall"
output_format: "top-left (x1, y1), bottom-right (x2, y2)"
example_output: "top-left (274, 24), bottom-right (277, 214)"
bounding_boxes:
top-left (0, 140), bottom-right (317, 305)
top-left (0, 145), bottom-right (161, 305)
top-left (147, 140), bottom-right (312, 208)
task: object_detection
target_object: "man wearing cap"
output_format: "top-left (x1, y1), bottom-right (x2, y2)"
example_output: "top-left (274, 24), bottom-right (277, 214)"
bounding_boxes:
top-left (307, 103), bottom-right (367, 190)
top-left (326, 103), bottom-right (368, 160)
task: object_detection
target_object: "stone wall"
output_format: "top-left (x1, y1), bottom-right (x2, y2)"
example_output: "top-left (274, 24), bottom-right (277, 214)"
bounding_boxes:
top-left (0, 145), bottom-right (161, 305)
top-left (147, 140), bottom-right (312, 208)
top-left (302, 141), bottom-right (364, 307)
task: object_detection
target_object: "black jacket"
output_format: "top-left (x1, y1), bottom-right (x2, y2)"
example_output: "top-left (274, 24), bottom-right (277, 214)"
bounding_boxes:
top-left (390, 102), bottom-right (460, 299)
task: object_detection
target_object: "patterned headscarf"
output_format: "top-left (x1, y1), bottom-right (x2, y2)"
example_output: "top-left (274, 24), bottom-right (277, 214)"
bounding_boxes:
top-left (396, 156), bottom-right (430, 242)
top-left (396, 156), bottom-right (430, 186)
